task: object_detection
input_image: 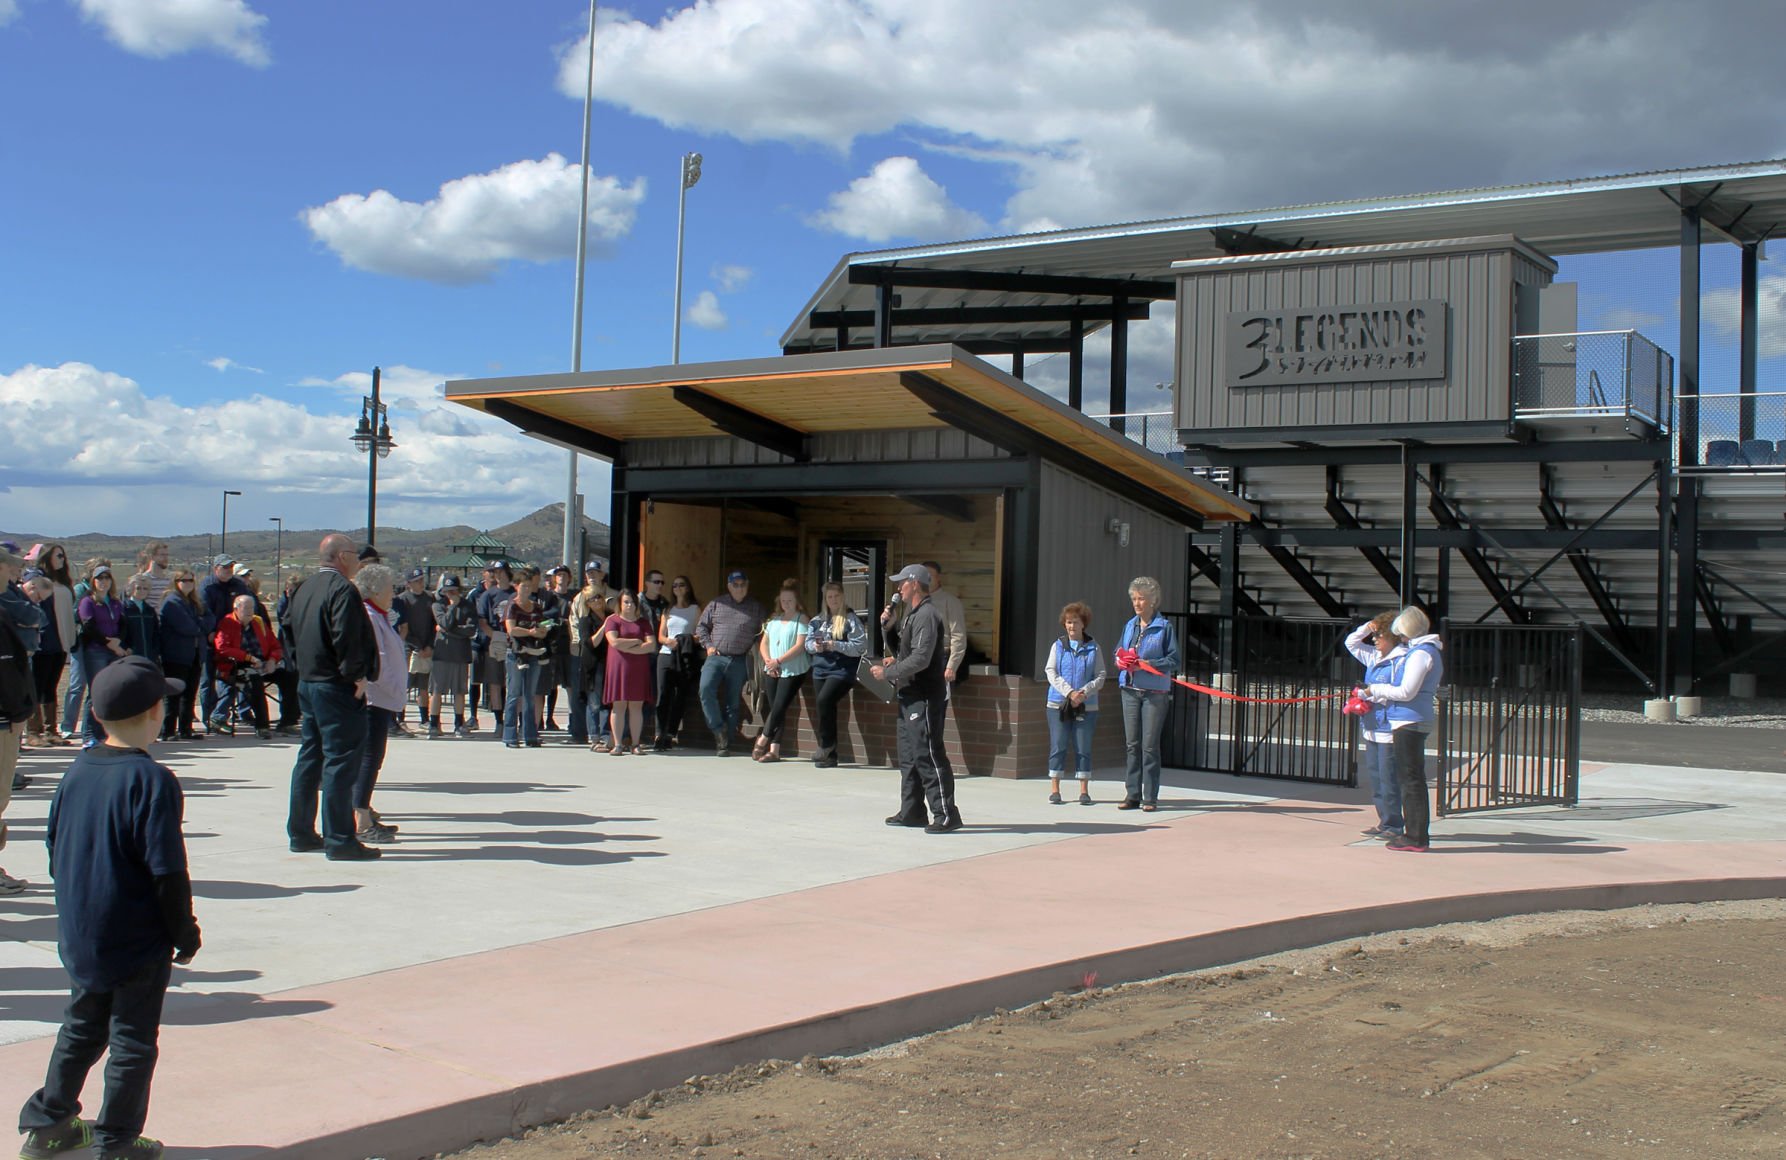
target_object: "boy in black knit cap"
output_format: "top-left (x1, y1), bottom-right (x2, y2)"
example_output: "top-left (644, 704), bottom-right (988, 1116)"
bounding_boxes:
top-left (18, 656), bottom-right (200, 1160)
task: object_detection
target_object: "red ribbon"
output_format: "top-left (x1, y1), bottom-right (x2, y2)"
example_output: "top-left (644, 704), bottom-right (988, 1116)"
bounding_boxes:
top-left (1133, 659), bottom-right (1345, 705)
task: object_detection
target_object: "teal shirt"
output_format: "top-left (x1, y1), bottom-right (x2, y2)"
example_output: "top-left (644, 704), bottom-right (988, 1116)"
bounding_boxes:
top-left (763, 617), bottom-right (810, 678)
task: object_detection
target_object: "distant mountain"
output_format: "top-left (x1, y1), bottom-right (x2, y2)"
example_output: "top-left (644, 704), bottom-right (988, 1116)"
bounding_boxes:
top-left (1, 504), bottom-right (610, 587)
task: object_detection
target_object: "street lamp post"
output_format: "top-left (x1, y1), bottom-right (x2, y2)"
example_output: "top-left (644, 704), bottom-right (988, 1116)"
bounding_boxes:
top-left (671, 150), bottom-right (703, 364)
top-left (269, 517), bottom-right (284, 594)
top-left (351, 366), bottom-right (396, 549)
top-left (220, 490), bottom-right (242, 555)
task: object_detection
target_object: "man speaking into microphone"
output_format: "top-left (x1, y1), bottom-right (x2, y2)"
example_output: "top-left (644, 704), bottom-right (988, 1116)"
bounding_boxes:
top-left (872, 563), bottom-right (961, 834)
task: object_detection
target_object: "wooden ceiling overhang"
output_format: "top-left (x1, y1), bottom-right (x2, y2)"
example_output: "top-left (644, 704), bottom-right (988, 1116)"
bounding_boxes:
top-left (446, 344), bottom-right (1253, 527)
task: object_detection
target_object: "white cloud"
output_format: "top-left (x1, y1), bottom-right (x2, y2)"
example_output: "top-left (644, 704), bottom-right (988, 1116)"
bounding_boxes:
top-left (712, 263), bottom-right (753, 293)
top-left (808, 156), bottom-right (985, 243)
top-left (1707, 273), bottom-right (1786, 360)
top-left (75, 0), bottom-right (270, 67)
top-left (0, 361), bottom-right (582, 534)
top-left (561, 0), bottom-right (1786, 232)
top-left (687, 290), bottom-right (727, 330)
top-left (206, 356), bottom-right (263, 373)
top-left (0, 1), bottom-right (19, 29)
top-left (301, 154), bottom-right (646, 284)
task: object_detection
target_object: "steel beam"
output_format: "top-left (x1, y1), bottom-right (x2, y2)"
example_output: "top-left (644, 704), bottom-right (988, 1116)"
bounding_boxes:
top-left (903, 493), bottom-right (976, 523)
top-left (670, 386), bottom-right (811, 462)
top-left (1068, 317), bottom-right (1085, 411)
top-left (1537, 465), bottom-right (1641, 659)
top-left (1673, 473), bottom-right (1700, 691)
top-left (898, 370), bottom-right (1207, 528)
top-left (1425, 469), bottom-right (1529, 624)
top-left (1693, 562), bottom-right (1738, 658)
top-left (1180, 436), bottom-right (1667, 470)
top-left (1324, 464), bottom-right (1401, 595)
top-left (482, 398), bottom-right (623, 461)
top-left (1247, 521), bottom-right (1348, 618)
top-left (1678, 203), bottom-right (1701, 464)
top-left (624, 458), bottom-right (1029, 496)
top-left (809, 302), bottom-right (1152, 329)
top-left (1187, 540), bottom-right (1267, 619)
top-left (847, 264), bottom-right (1175, 300)
top-left (1108, 295), bottom-right (1129, 432)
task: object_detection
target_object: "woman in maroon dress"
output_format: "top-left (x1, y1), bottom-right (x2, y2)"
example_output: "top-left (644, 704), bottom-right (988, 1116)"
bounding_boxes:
top-left (600, 588), bottom-right (656, 755)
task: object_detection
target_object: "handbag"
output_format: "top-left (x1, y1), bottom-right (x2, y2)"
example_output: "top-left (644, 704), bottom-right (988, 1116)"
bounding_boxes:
top-left (408, 651), bottom-right (433, 676)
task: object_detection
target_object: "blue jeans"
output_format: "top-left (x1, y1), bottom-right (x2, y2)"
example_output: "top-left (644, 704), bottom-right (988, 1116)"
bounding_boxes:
top-left (1047, 706), bottom-right (1098, 776)
top-left (60, 648), bottom-right (87, 735)
top-left (1120, 686), bottom-right (1168, 805)
top-left (79, 647), bottom-right (116, 745)
top-left (1360, 737), bottom-right (1402, 832)
top-left (565, 654), bottom-right (588, 743)
top-left (698, 652), bottom-right (749, 745)
top-left (20, 955), bottom-right (171, 1152)
top-left (287, 680), bottom-right (368, 852)
top-left (503, 656), bottom-right (542, 745)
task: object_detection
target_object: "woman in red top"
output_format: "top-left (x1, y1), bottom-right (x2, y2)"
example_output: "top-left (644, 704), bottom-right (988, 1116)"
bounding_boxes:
top-left (599, 589), bottom-right (655, 755)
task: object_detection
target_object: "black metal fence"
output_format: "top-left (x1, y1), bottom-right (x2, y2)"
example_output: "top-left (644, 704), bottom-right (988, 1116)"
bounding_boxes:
top-left (1163, 614), bottom-right (1356, 786)
top-left (1152, 614), bottom-right (1583, 812)
top-left (1436, 621), bottom-right (1581, 815)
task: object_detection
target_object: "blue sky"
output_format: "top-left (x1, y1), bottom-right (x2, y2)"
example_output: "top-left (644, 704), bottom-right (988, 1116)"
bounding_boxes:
top-left (3, 0), bottom-right (1784, 538)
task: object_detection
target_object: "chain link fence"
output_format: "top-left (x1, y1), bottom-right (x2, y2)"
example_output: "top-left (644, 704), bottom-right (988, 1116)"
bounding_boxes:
top-left (1511, 330), bottom-right (1671, 429)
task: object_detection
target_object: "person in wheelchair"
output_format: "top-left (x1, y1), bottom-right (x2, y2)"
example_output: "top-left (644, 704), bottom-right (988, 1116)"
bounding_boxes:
top-left (210, 594), bottom-right (282, 739)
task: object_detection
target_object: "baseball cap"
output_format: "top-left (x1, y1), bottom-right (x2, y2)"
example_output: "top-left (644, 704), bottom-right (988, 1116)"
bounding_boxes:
top-left (407, 567), bottom-right (426, 581)
top-left (212, 554), bottom-right (235, 568)
top-left (726, 570), bottom-right (748, 583)
top-left (888, 563), bottom-right (931, 587)
top-left (90, 656), bottom-right (184, 722)
top-left (0, 540), bottom-right (18, 554)
top-left (92, 564), bottom-right (113, 578)
top-left (438, 575), bottom-right (463, 591)
top-left (584, 558), bottom-right (607, 573)
top-left (546, 564), bottom-right (570, 576)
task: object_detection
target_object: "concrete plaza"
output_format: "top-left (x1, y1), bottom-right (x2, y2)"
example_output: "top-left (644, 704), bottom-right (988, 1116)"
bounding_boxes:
top-left (1, 724), bottom-right (1781, 1158)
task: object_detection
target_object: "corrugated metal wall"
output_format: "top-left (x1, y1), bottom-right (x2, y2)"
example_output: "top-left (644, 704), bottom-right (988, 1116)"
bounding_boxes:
top-left (1176, 239), bottom-right (1556, 436)
top-left (1031, 461), bottom-right (1189, 680)
top-left (626, 428), bottom-right (1011, 468)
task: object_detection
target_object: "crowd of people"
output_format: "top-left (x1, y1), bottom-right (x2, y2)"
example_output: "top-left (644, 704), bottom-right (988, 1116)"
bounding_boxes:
top-left (0, 530), bottom-right (1454, 1157)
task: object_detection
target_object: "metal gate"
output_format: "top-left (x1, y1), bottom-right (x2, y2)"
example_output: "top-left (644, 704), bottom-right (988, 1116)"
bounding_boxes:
top-left (1162, 614), bottom-right (1356, 786)
top-left (1436, 621), bottom-right (1581, 815)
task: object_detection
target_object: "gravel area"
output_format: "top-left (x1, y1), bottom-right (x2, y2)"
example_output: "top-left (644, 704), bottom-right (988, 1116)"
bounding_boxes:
top-left (1578, 692), bottom-right (1786, 728)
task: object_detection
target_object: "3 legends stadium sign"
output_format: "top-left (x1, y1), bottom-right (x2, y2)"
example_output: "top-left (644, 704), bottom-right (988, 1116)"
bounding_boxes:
top-left (1225, 300), bottom-right (1447, 387)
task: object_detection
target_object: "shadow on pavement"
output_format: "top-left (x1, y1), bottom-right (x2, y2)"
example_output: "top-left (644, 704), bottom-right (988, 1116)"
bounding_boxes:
top-left (378, 780), bottom-right (581, 795)
top-left (386, 844), bottom-right (666, 867)
top-left (191, 880), bottom-right (364, 900)
top-left (1431, 831), bottom-right (1627, 855)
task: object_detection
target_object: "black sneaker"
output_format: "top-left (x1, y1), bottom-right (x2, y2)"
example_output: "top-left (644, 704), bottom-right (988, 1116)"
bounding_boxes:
top-left (885, 814), bottom-right (926, 827)
top-left (426, 722), bottom-right (442, 739)
top-left (925, 816), bottom-right (964, 834)
top-left (288, 833), bottom-right (325, 853)
top-left (1116, 799), bottom-right (1140, 810)
top-left (20, 1115), bottom-right (92, 1159)
top-left (275, 722), bottom-right (302, 736)
top-left (326, 843), bottom-right (382, 861)
top-left (97, 1135), bottom-right (163, 1160)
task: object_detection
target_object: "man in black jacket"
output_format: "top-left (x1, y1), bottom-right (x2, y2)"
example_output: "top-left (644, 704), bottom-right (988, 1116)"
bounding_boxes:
top-left (871, 563), bottom-right (962, 833)
top-left (283, 534), bottom-right (381, 861)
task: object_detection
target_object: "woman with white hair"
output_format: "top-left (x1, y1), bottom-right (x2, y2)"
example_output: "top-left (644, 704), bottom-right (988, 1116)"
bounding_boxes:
top-left (352, 563), bottom-right (407, 842)
top-left (1359, 605), bottom-right (1445, 852)
top-left (1112, 575), bottom-right (1179, 812)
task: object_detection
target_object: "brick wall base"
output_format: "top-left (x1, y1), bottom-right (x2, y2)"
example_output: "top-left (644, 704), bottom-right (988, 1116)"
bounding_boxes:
top-left (674, 674), bottom-right (1126, 779)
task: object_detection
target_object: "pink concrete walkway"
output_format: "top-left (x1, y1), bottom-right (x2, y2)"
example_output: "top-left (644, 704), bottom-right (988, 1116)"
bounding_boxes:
top-left (3, 788), bottom-right (1780, 1160)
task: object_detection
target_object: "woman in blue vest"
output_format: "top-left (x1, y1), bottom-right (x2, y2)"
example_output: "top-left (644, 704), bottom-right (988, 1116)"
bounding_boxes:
top-left (1344, 611), bottom-right (1404, 841)
top-left (1044, 601), bottom-right (1105, 805)
top-left (1360, 605), bottom-right (1445, 852)
top-left (1114, 576), bottom-right (1179, 812)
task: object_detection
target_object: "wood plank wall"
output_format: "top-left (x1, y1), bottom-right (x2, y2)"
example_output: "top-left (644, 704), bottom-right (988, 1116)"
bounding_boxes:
top-left (637, 494), bottom-right (1004, 665)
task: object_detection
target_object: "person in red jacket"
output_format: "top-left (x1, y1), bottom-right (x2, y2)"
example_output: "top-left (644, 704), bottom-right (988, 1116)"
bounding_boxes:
top-left (210, 594), bottom-right (281, 739)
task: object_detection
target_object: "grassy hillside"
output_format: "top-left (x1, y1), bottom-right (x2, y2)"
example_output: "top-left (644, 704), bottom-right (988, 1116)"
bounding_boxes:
top-left (2, 504), bottom-right (610, 586)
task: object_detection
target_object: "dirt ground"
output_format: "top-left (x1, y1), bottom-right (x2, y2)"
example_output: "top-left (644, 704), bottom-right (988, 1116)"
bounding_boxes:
top-left (450, 900), bottom-right (1786, 1159)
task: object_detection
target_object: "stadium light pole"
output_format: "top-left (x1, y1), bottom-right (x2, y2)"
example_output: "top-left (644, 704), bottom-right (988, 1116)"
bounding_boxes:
top-left (220, 490), bottom-right (241, 555)
top-left (351, 366), bottom-right (396, 549)
top-left (269, 517), bottom-right (284, 594)
top-left (671, 150), bottom-right (703, 363)
top-left (562, 0), bottom-right (599, 572)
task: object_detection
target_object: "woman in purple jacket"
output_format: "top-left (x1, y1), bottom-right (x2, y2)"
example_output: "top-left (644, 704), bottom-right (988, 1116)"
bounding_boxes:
top-left (75, 565), bottom-right (129, 746)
